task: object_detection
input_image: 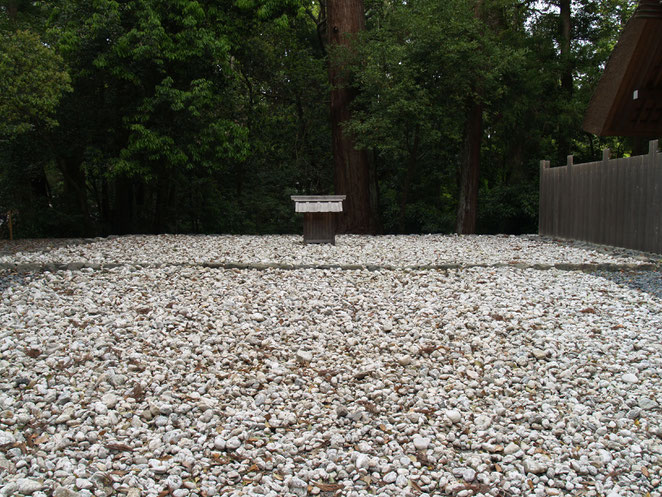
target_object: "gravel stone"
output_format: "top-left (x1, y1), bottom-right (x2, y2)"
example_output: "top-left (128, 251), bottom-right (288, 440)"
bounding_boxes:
top-left (214, 435), bottom-right (226, 450)
top-left (17, 479), bottom-right (44, 495)
top-left (413, 435), bottom-right (430, 450)
top-left (0, 483), bottom-right (18, 497)
top-left (397, 355), bottom-right (412, 366)
top-left (523, 459), bottom-right (548, 475)
top-left (531, 348), bottom-right (548, 360)
top-left (355, 453), bottom-right (371, 469)
top-left (503, 442), bottom-right (520, 456)
top-left (53, 489), bottom-right (80, 497)
top-left (75, 479), bottom-right (93, 490)
top-left (639, 397), bottom-right (658, 409)
top-left (383, 471), bottom-right (397, 483)
top-left (622, 373), bottom-right (639, 384)
top-left (0, 430), bottom-right (15, 445)
top-left (445, 409), bottom-right (462, 424)
top-left (226, 437), bottom-right (241, 450)
top-left (296, 349), bottom-right (313, 364)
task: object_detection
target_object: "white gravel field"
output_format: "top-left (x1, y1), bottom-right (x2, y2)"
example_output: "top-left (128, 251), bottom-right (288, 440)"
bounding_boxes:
top-left (0, 234), bottom-right (658, 268)
top-left (0, 235), bottom-right (660, 497)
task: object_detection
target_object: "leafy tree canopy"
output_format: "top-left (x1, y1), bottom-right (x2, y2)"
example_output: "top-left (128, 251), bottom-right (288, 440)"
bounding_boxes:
top-left (0, 29), bottom-right (71, 139)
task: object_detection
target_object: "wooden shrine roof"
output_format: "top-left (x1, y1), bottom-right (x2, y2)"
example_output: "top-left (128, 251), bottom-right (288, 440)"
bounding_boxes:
top-left (583, 0), bottom-right (662, 136)
top-left (291, 195), bottom-right (346, 213)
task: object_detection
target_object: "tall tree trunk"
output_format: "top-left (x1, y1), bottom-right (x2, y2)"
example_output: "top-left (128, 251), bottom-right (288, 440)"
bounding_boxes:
top-left (559, 0), bottom-right (572, 96)
top-left (456, 0), bottom-right (484, 235)
top-left (456, 100), bottom-right (483, 234)
top-left (557, 0), bottom-right (573, 164)
top-left (327, 0), bottom-right (378, 234)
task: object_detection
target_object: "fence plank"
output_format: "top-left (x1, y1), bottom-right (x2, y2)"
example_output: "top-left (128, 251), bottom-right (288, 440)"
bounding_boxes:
top-left (586, 162), bottom-right (594, 243)
top-left (636, 154), bottom-right (647, 251)
top-left (564, 155), bottom-right (577, 238)
top-left (579, 161), bottom-right (588, 243)
top-left (616, 158), bottom-right (627, 249)
top-left (590, 161), bottom-right (597, 244)
top-left (656, 150), bottom-right (662, 254)
top-left (583, 162), bottom-right (590, 243)
top-left (644, 141), bottom-right (659, 253)
top-left (544, 160), bottom-right (552, 236)
top-left (605, 153), bottom-right (617, 247)
top-left (598, 148), bottom-right (611, 245)
top-left (625, 156), bottom-right (639, 250)
top-left (576, 162), bottom-right (583, 242)
top-left (547, 167), bottom-right (553, 237)
top-left (551, 168), bottom-right (557, 236)
top-left (555, 167), bottom-right (562, 237)
top-left (628, 156), bottom-right (639, 250)
top-left (539, 161), bottom-right (550, 236)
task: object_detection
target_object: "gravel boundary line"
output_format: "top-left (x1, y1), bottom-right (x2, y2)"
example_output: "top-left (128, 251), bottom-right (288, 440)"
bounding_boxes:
top-left (0, 261), bottom-right (661, 273)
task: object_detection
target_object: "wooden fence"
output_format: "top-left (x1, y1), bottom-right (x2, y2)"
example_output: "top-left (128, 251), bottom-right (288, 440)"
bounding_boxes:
top-left (539, 140), bottom-right (661, 254)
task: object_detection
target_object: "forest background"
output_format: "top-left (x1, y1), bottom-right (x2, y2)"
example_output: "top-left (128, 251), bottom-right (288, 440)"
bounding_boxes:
top-left (0, 0), bottom-right (641, 237)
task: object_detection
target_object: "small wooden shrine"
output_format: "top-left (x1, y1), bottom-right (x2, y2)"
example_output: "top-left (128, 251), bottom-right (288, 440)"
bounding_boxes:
top-left (291, 195), bottom-right (346, 244)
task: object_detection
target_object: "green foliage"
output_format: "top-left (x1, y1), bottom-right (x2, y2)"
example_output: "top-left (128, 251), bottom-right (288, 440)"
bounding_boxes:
top-left (0, 0), bottom-right (640, 237)
top-left (0, 29), bottom-right (71, 138)
top-left (344, 0), bottom-right (530, 233)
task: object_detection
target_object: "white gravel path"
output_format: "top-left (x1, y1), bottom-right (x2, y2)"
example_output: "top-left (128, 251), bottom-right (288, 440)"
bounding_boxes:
top-left (0, 235), bottom-right (660, 497)
top-left (0, 234), bottom-right (658, 268)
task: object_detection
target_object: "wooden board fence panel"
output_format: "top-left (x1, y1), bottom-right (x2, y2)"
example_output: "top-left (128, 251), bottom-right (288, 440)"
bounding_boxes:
top-left (539, 140), bottom-right (661, 254)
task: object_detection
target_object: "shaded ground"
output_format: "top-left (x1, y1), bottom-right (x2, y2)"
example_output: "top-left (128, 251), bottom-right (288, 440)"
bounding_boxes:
top-left (0, 238), bottom-right (90, 256)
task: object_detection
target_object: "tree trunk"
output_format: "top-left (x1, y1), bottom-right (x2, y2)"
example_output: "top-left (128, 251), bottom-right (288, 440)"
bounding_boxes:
top-left (456, 0), bottom-right (484, 235)
top-left (559, 0), bottom-right (572, 96)
top-left (57, 154), bottom-right (92, 234)
top-left (152, 173), bottom-right (174, 234)
top-left (456, 100), bottom-right (483, 234)
top-left (112, 175), bottom-right (134, 234)
top-left (398, 125), bottom-right (420, 233)
top-left (327, 0), bottom-right (378, 234)
top-left (557, 0), bottom-right (573, 164)
top-left (6, 1), bottom-right (18, 22)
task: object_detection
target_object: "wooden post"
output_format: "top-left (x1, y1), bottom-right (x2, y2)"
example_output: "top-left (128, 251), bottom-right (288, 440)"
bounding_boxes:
top-left (539, 160), bottom-right (544, 235)
top-left (539, 160), bottom-right (549, 235)
top-left (602, 148), bottom-right (610, 162)
top-left (7, 211), bottom-right (13, 241)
